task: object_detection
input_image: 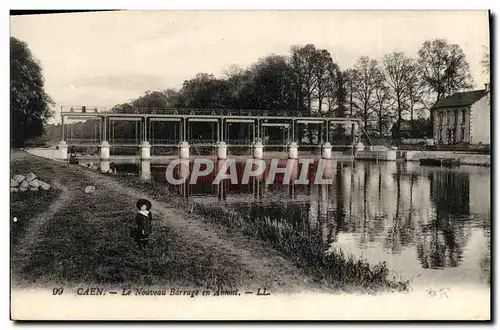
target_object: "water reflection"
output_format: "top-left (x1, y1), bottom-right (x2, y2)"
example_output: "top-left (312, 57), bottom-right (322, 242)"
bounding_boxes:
top-left (147, 160), bottom-right (490, 285)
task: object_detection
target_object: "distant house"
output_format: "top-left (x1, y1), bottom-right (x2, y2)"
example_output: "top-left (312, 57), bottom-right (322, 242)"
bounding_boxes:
top-left (431, 87), bottom-right (490, 145)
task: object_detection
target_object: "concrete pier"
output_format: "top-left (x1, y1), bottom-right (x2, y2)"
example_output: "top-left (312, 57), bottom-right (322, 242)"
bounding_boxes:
top-left (288, 142), bottom-right (298, 159)
top-left (253, 141), bottom-right (264, 159)
top-left (217, 141), bottom-right (227, 160)
top-left (100, 160), bottom-right (110, 173)
top-left (99, 141), bottom-right (110, 160)
top-left (179, 141), bottom-right (190, 159)
top-left (58, 141), bottom-right (68, 161)
top-left (322, 142), bottom-right (332, 159)
top-left (140, 141), bottom-right (151, 160)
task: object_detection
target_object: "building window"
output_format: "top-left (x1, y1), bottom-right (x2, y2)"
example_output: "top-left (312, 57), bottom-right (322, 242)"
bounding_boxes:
top-left (454, 111), bottom-right (458, 124)
top-left (462, 109), bottom-right (466, 123)
top-left (461, 127), bottom-right (465, 141)
top-left (447, 111), bottom-right (451, 124)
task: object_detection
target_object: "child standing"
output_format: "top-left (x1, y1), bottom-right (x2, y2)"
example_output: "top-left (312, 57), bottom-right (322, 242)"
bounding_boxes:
top-left (133, 199), bottom-right (152, 249)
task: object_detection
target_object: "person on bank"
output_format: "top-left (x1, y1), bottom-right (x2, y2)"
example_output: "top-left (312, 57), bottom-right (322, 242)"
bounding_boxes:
top-left (132, 199), bottom-right (153, 249)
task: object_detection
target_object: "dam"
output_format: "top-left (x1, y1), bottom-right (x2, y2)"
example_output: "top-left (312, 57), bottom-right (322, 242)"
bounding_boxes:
top-left (56, 106), bottom-right (370, 163)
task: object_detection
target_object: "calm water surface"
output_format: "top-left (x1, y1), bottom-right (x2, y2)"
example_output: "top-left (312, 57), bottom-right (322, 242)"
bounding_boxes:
top-left (145, 160), bottom-right (490, 288)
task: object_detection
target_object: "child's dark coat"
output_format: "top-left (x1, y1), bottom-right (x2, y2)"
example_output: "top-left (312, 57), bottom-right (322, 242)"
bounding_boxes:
top-left (131, 211), bottom-right (152, 247)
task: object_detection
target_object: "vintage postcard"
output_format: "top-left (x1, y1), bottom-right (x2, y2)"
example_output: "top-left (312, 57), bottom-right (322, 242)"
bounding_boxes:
top-left (9, 10), bottom-right (491, 320)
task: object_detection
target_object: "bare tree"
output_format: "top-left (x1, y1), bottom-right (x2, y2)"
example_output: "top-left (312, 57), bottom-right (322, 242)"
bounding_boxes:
top-left (373, 71), bottom-right (395, 138)
top-left (353, 56), bottom-right (379, 131)
top-left (382, 52), bottom-right (414, 139)
top-left (290, 44), bottom-right (318, 114)
top-left (325, 65), bottom-right (339, 114)
top-left (344, 68), bottom-right (360, 140)
top-left (405, 60), bottom-right (427, 122)
top-left (313, 49), bottom-right (337, 115)
top-left (344, 68), bottom-right (360, 118)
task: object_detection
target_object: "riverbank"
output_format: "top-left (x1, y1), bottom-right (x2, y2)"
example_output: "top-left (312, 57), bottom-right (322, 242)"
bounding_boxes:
top-left (11, 150), bottom-right (405, 293)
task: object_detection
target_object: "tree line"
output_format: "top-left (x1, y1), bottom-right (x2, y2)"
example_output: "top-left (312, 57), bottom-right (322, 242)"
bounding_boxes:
top-left (109, 38), bottom-right (474, 140)
top-left (11, 36), bottom-right (480, 146)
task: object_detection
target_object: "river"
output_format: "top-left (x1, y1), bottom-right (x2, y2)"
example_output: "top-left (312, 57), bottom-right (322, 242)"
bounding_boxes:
top-left (122, 159), bottom-right (490, 289)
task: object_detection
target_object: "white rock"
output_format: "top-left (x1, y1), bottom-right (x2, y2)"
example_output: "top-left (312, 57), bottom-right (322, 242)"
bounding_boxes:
top-left (25, 172), bottom-right (37, 182)
top-left (10, 188), bottom-right (18, 193)
top-left (84, 185), bottom-right (96, 194)
top-left (29, 179), bottom-right (40, 187)
top-left (19, 181), bottom-right (29, 189)
top-left (29, 187), bottom-right (39, 192)
top-left (39, 181), bottom-right (51, 191)
top-left (11, 179), bottom-right (19, 187)
top-left (13, 175), bottom-right (25, 183)
top-left (19, 187), bottom-right (27, 192)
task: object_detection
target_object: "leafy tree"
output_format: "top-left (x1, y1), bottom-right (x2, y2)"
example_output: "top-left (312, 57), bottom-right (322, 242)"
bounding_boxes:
top-left (418, 39), bottom-right (473, 134)
top-left (418, 39), bottom-right (473, 102)
top-left (179, 73), bottom-right (232, 108)
top-left (111, 103), bottom-right (135, 113)
top-left (250, 55), bottom-right (296, 110)
top-left (11, 37), bottom-right (54, 147)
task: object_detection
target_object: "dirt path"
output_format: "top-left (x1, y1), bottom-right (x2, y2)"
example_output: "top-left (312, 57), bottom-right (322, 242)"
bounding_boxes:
top-left (77, 168), bottom-right (323, 293)
top-left (11, 180), bottom-right (74, 280)
top-left (17, 181), bottom-right (72, 250)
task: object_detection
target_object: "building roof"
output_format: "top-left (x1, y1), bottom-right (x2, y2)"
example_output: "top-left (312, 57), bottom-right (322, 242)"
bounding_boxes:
top-left (432, 89), bottom-right (488, 109)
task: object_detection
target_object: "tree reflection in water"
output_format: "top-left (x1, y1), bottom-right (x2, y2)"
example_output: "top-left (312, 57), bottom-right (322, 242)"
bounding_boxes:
top-left (416, 171), bottom-right (471, 269)
top-left (151, 159), bottom-right (490, 281)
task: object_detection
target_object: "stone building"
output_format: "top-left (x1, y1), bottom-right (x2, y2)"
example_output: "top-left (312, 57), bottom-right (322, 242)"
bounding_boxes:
top-left (431, 86), bottom-right (490, 145)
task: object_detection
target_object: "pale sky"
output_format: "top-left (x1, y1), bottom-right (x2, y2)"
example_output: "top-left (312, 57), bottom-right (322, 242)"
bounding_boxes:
top-left (10, 10), bottom-right (490, 123)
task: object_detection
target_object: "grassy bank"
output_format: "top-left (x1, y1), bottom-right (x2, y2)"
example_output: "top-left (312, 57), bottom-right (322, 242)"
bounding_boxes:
top-left (119, 177), bottom-right (409, 293)
top-left (12, 150), bottom-right (407, 293)
top-left (10, 151), bottom-right (253, 290)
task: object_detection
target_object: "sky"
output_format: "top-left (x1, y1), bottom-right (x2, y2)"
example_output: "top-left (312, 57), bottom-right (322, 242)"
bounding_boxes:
top-left (10, 10), bottom-right (490, 124)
